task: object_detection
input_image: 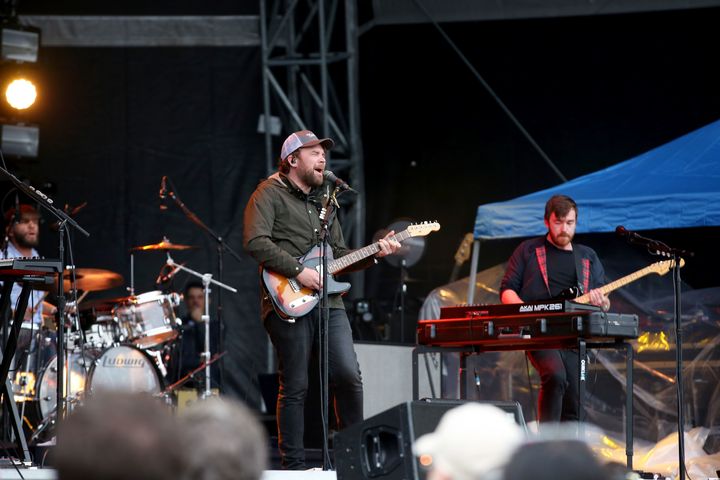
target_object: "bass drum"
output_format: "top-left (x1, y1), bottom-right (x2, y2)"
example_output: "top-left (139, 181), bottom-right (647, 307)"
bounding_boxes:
top-left (37, 345), bottom-right (163, 421)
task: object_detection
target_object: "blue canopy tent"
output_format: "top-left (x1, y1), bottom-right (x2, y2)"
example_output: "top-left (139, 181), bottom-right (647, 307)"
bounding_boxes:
top-left (466, 119), bottom-right (720, 302)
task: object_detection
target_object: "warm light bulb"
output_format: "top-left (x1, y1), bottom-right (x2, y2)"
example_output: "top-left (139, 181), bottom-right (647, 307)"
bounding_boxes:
top-left (5, 78), bottom-right (37, 110)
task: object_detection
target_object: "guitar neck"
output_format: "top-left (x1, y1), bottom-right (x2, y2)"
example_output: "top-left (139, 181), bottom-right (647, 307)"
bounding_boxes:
top-left (575, 264), bottom-right (659, 303)
top-left (329, 230), bottom-right (411, 274)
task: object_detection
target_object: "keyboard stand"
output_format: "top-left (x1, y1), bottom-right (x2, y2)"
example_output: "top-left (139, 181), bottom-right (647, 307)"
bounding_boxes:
top-left (0, 278), bottom-right (40, 465)
top-left (412, 338), bottom-right (634, 470)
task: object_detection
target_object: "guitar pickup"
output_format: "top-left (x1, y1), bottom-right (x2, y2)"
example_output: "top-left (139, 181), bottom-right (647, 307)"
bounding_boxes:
top-left (288, 278), bottom-right (301, 292)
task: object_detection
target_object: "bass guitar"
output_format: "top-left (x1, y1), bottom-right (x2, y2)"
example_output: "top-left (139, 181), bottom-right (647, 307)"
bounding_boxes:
top-left (262, 221), bottom-right (441, 319)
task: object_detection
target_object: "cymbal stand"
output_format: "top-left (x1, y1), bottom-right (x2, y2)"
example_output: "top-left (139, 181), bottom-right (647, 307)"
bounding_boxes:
top-left (165, 253), bottom-right (236, 399)
top-left (129, 253), bottom-right (136, 296)
top-left (162, 176), bottom-right (244, 392)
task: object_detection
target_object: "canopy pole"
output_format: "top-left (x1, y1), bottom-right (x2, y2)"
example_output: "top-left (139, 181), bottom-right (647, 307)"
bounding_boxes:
top-left (466, 239), bottom-right (481, 304)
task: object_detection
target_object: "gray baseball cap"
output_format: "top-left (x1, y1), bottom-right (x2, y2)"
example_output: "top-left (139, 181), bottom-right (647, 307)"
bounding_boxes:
top-left (280, 130), bottom-right (334, 161)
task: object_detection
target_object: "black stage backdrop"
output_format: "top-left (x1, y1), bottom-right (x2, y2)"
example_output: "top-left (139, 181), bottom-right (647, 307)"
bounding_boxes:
top-left (5, 6), bottom-right (720, 404)
top-left (8, 47), bottom-right (269, 406)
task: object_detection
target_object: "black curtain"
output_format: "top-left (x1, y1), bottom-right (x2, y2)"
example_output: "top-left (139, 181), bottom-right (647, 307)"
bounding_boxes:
top-left (8, 46), bottom-right (268, 406)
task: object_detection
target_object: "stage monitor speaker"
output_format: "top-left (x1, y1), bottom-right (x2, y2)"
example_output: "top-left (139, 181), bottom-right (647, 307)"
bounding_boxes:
top-left (334, 399), bottom-right (525, 480)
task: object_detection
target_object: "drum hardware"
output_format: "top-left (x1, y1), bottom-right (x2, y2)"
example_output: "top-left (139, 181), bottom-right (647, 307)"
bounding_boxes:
top-left (165, 253), bottom-right (236, 399)
top-left (162, 351), bottom-right (226, 395)
top-left (145, 349), bottom-right (168, 378)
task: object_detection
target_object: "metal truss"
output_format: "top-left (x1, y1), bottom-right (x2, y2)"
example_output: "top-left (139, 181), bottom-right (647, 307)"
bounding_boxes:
top-left (260, 0), bottom-right (366, 298)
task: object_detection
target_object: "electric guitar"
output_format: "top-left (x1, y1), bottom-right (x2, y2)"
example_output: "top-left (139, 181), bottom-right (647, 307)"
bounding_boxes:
top-left (262, 221), bottom-right (441, 319)
top-left (560, 258), bottom-right (685, 303)
top-left (449, 232), bottom-right (473, 283)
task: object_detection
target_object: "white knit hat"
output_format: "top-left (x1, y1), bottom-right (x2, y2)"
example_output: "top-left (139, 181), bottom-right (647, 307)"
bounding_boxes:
top-left (413, 403), bottom-right (524, 480)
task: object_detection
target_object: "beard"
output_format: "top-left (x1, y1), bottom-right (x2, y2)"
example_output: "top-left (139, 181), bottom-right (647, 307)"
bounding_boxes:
top-left (549, 230), bottom-right (573, 247)
top-left (299, 167), bottom-right (323, 188)
top-left (13, 232), bottom-right (39, 249)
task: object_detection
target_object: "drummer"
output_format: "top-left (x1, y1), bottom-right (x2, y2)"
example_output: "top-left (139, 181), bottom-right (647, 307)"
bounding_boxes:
top-left (169, 281), bottom-right (219, 388)
top-left (1, 204), bottom-right (55, 392)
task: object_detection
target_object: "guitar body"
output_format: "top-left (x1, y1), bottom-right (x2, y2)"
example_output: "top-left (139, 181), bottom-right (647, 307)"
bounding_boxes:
top-left (555, 286), bottom-right (582, 301)
top-left (262, 245), bottom-right (351, 319)
top-left (261, 221), bottom-right (441, 320)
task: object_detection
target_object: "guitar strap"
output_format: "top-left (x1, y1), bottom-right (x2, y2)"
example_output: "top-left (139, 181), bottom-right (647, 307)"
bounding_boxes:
top-left (572, 248), bottom-right (591, 294)
top-left (535, 246), bottom-right (550, 294)
top-left (538, 243), bottom-right (590, 297)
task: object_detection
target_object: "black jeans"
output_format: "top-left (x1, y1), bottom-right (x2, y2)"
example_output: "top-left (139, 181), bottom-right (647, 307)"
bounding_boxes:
top-left (527, 349), bottom-right (579, 422)
top-left (265, 308), bottom-right (363, 469)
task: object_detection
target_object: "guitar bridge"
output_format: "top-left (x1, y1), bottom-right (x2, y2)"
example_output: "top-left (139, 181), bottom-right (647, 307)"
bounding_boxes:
top-left (289, 294), bottom-right (318, 309)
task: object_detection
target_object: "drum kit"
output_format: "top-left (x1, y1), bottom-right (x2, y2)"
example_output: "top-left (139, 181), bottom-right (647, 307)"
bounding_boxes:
top-left (14, 237), bottom-right (215, 442)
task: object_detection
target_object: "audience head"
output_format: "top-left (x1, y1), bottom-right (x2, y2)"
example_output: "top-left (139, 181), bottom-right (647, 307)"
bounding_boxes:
top-left (503, 439), bottom-right (606, 480)
top-left (52, 392), bottom-right (185, 480)
top-left (413, 403), bottom-right (524, 480)
top-left (178, 396), bottom-right (268, 480)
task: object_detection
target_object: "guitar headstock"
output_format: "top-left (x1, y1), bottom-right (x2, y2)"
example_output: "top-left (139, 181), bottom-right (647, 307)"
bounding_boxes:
top-left (407, 221), bottom-right (441, 237)
top-left (650, 258), bottom-right (686, 276)
top-left (453, 232), bottom-right (474, 265)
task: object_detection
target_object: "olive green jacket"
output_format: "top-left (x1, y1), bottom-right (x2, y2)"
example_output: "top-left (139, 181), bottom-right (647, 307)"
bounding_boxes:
top-left (243, 172), bottom-right (373, 319)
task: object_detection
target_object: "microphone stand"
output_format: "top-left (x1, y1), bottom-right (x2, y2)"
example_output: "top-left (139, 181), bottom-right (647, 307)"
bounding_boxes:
top-left (163, 177), bottom-right (243, 392)
top-left (619, 230), bottom-right (693, 479)
top-left (399, 258), bottom-right (407, 343)
top-left (165, 252), bottom-right (237, 399)
top-left (0, 165), bottom-right (90, 426)
top-left (317, 187), bottom-right (340, 471)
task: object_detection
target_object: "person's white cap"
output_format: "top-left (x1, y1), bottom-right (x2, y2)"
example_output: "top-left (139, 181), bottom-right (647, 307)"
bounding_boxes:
top-left (412, 403), bottom-right (524, 480)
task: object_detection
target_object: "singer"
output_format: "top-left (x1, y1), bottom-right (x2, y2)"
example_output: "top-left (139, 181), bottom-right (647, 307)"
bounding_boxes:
top-left (499, 194), bottom-right (610, 423)
top-left (243, 129), bottom-right (400, 469)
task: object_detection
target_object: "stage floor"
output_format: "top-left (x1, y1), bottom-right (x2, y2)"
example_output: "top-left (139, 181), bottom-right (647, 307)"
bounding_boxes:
top-left (0, 467), bottom-right (339, 480)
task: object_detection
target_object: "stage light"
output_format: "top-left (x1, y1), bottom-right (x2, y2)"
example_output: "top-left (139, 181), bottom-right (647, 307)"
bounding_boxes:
top-left (1, 26), bottom-right (40, 63)
top-left (0, 124), bottom-right (39, 157)
top-left (5, 78), bottom-right (36, 109)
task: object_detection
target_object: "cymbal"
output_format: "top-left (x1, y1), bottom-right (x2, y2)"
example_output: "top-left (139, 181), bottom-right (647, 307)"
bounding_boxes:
top-left (64, 268), bottom-right (124, 292)
top-left (131, 238), bottom-right (197, 252)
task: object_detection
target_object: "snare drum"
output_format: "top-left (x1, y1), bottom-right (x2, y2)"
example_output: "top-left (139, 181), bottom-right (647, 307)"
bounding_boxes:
top-left (113, 291), bottom-right (179, 348)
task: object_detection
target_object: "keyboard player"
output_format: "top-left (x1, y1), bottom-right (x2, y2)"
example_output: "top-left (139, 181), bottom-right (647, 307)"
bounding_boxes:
top-left (499, 195), bottom-right (610, 423)
top-left (1, 204), bottom-right (55, 398)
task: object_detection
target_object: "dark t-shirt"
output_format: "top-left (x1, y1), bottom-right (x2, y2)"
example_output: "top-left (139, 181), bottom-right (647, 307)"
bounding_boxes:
top-left (545, 240), bottom-right (578, 297)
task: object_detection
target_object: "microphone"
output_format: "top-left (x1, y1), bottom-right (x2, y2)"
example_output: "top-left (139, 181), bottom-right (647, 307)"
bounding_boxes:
top-left (159, 176), bottom-right (168, 211)
top-left (155, 263), bottom-right (182, 285)
top-left (616, 225), bottom-right (664, 252)
top-left (323, 170), bottom-right (355, 192)
top-left (615, 225), bottom-right (638, 239)
top-left (50, 202), bottom-right (87, 231)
